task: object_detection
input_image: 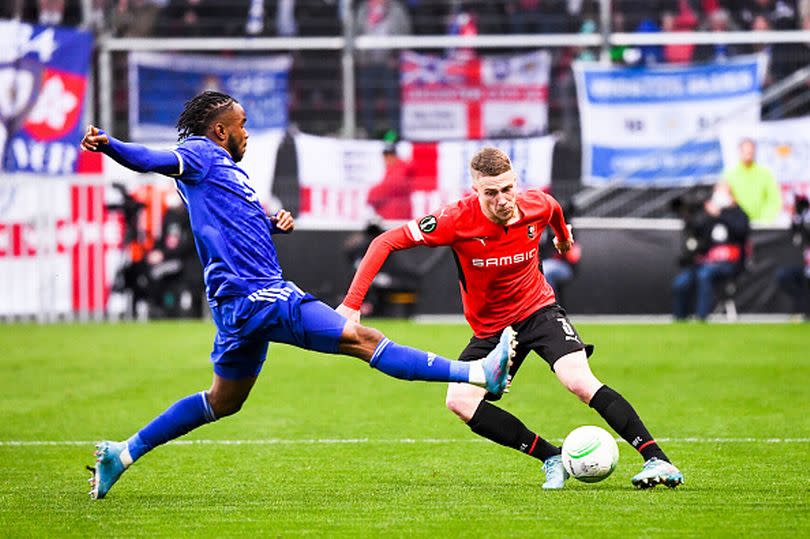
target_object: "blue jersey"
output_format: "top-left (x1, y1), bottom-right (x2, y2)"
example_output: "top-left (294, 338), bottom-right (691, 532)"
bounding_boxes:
top-left (172, 136), bottom-right (284, 301)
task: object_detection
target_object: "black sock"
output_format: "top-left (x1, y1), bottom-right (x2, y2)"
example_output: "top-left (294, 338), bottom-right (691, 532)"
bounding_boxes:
top-left (467, 401), bottom-right (560, 462)
top-left (588, 385), bottom-right (669, 462)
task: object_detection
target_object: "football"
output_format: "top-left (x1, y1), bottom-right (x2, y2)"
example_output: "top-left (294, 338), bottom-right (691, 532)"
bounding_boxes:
top-left (561, 426), bottom-right (619, 483)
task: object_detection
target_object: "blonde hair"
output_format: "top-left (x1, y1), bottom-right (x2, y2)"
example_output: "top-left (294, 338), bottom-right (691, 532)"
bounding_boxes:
top-left (470, 147), bottom-right (512, 179)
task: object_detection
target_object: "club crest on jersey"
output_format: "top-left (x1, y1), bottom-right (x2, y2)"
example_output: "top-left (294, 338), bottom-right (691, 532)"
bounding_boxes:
top-left (527, 225), bottom-right (536, 239)
top-left (419, 215), bottom-right (437, 233)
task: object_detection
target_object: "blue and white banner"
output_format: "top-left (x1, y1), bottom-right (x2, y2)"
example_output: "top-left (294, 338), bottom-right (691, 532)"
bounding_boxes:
top-left (574, 55), bottom-right (766, 186)
top-left (129, 52), bottom-right (291, 141)
top-left (0, 20), bottom-right (93, 174)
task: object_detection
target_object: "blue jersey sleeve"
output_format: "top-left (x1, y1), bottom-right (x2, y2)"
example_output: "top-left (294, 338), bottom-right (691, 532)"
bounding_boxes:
top-left (174, 138), bottom-right (216, 184)
top-left (99, 135), bottom-right (180, 176)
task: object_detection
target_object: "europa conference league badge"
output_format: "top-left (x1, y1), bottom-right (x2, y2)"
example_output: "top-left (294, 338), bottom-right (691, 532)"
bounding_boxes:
top-left (419, 215), bottom-right (437, 233)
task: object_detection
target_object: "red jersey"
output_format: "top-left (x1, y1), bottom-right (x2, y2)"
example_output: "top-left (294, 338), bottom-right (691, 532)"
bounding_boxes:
top-left (343, 189), bottom-right (572, 337)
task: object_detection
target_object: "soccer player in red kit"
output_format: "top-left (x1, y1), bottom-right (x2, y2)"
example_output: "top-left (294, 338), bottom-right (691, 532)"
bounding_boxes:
top-left (337, 147), bottom-right (683, 489)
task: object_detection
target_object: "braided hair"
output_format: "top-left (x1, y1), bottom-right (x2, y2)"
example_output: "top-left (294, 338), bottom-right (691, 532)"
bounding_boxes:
top-left (176, 90), bottom-right (236, 141)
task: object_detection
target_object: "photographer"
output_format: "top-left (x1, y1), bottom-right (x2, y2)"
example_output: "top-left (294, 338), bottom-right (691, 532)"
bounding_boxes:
top-left (672, 183), bottom-right (751, 321)
top-left (106, 183), bottom-right (151, 317)
top-left (144, 192), bottom-right (204, 318)
top-left (775, 194), bottom-right (810, 319)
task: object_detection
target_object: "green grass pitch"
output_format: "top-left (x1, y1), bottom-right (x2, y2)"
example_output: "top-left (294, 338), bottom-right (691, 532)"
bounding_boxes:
top-left (1, 321), bottom-right (808, 537)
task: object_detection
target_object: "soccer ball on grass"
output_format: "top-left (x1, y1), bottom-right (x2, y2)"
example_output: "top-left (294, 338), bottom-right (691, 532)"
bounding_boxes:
top-left (561, 426), bottom-right (619, 483)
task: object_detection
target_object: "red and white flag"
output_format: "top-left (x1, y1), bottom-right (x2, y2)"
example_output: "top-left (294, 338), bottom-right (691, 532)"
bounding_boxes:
top-left (400, 50), bottom-right (551, 141)
top-left (0, 179), bottom-right (123, 317)
top-left (294, 132), bottom-right (555, 228)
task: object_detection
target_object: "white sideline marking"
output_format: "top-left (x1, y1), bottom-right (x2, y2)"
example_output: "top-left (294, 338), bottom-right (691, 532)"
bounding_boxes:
top-left (413, 314), bottom-right (798, 325)
top-left (0, 437), bottom-right (809, 447)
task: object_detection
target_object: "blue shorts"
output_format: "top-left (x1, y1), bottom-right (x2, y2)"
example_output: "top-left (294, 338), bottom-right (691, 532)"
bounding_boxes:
top-left (209, 281), bottom-right (348, 380)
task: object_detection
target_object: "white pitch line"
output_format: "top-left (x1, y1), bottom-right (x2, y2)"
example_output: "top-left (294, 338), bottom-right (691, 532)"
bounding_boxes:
top-left (0, 437), bottom-right (809, 447)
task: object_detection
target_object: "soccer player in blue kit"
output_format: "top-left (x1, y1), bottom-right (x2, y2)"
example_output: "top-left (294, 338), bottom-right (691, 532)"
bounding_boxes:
top-left (81, 90), bottom-right (516, 500)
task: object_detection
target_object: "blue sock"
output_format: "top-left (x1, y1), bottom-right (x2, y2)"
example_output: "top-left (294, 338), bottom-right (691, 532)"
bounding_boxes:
top-left (127, 391), bottom-right (216, 462)
top-left (369, 338), bottom-right (470, 382)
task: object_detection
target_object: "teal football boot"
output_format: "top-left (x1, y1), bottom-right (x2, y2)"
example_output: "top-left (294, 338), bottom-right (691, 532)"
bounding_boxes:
top-left (482, 326), bottom-right (517, 395)
top-left (542, 454), bottom-right (570, 490)
top-left (87, 441), bottom-right (129, 499)
top-left (631, 457), bottom-right (684, 489)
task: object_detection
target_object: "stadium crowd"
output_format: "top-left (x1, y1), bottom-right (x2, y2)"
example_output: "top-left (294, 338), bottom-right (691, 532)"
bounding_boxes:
top-left (4, 1), bottom-right (810, 38)
top-left (7, 1), bottom-right (809, 138)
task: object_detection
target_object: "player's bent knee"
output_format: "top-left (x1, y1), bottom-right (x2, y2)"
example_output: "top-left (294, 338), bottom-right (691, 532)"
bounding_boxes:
top-left (445, 385), bottom-right (484, 422)
top-left (566, 379), bottom-right (598, 403)
top-left (555, 350), bottom-right (601, 402)
top-left (445, 395), bottom-right (477, 421)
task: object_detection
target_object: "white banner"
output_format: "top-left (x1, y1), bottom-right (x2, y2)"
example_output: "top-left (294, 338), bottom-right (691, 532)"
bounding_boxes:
top-left (401, 51), bottom-right (550, 141)
top-left (574, 55), bottom-right (767, 185)
top-left (293, 132), bottom-right (555, 228)
top-left (0, 176), bottom-right (123, 318)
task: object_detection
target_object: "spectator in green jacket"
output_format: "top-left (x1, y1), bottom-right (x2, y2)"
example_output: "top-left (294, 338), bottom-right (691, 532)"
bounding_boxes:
top-left (724, 138), bottom-right (782, 224)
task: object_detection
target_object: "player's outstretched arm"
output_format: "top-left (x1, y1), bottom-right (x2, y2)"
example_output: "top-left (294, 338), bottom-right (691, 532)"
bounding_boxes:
top-left (80, 124), bottom-right (180, 175)
top-left (340, 226), bottom-right (418, 314)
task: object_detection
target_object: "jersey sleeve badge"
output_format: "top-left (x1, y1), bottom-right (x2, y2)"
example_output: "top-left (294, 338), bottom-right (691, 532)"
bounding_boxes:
top-left (419, 215), bottom-right (438, 233)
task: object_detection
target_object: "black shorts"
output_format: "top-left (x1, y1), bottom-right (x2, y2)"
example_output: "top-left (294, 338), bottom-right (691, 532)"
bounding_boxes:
top-left (458, 303), bottom-right (593, 400)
